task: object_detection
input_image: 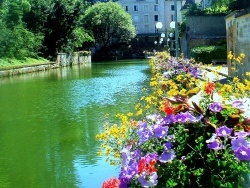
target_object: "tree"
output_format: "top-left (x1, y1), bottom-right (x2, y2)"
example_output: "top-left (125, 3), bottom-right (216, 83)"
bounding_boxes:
top-left (82, 2), bottom-right (136, 52)
top-left (0, 0), bottom-right (42, 59)
top-left (23, 0), bottom-right (92, 59)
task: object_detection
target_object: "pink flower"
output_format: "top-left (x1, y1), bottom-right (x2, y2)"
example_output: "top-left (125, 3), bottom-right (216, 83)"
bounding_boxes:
top-left (101, 177), bottom-right (120, 188)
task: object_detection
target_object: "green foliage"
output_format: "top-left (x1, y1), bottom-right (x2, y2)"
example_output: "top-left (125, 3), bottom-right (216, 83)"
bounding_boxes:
top-left (82, 2), bottom-right (136, 50)
top-left (0, 0), bottom-right (92, 61)
top-left (190, 45), bottom-right (227, 64)
top-left (183, 0), bottom-right (235, 16)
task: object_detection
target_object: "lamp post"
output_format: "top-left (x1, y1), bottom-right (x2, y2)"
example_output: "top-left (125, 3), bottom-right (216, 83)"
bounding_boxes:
top-left (174, 0), bottom-right (179, 57)
top-left (155, 22), bottom-right (163, 51)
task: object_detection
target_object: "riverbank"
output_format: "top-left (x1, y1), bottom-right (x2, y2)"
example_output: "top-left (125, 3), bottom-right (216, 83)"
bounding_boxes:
top-left (0, 61), bottom-right (59, 77)
top-left (0, 53), bottom-right (91, 77)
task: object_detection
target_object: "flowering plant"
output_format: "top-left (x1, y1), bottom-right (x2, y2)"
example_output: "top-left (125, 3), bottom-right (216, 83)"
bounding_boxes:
top-left (97, 52), bottom-right (250, 187)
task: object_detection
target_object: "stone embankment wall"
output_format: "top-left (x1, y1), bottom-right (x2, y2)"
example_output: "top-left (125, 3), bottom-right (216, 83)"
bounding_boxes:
top-left (0, 52), bottom-right (91, 77)
top-left (225, 9), bottom-right (250, 80)
top-left (0, 63), bottom-right (59, 77)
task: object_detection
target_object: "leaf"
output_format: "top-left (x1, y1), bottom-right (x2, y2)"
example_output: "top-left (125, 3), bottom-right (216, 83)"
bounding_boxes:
top-left (192, 101), bottom-right (204, 114)
top-left (226, 182), bottom-right (233, 188)
top-left (186, 87), bottom-right (200, 97)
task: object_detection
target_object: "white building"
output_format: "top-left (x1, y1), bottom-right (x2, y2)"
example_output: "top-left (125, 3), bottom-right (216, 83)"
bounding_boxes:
top-left (201, 0), bottom-right (212, 9)
top-left (118, 0), bottom-right (185, 49)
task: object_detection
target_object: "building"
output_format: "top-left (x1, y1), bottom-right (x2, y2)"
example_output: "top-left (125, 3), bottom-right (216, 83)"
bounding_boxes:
top-left (225, 1), bottom-right (250, 80)
top-left (118, 0), bottom-right (185, 51)
top-left (201, 0), bottom-right (212, 9)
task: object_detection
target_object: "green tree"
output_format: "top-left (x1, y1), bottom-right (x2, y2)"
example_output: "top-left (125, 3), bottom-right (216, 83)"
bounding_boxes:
top-left (82, 2), bottom-right (136, 52)
top-left (23, 0), bottom-right (92, 59)
top-left (210, 0), bottom-right (235, 11)
top-left (0, 0), bottom-right (42, 59)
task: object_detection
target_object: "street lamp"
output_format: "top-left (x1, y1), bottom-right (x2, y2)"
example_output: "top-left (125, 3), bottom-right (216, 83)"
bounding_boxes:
top-left (174, 0), bottom-right (179, 57)
top-left (155, 22), bottom-right (163, 51)
top-left (156, 22), bottom-right (163, 31)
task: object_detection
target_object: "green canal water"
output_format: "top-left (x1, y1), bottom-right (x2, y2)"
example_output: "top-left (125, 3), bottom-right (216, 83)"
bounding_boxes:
top-left (0, 60), bottom-right (150, 188)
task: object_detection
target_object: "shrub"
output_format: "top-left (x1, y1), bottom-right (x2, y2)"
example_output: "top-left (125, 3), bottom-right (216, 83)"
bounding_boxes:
top-left (190, 45), bottom-right (227, 64)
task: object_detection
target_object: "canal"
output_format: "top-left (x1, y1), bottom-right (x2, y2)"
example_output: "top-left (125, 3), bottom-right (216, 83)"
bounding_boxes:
top-left (0, 60), bottom-right (150, 188)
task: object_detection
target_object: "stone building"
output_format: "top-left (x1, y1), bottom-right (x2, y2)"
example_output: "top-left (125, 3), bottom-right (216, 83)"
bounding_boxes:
top-left (225, 9), bottom-right (250, 79)
top-left (118, 0), bottom-right (185, 51)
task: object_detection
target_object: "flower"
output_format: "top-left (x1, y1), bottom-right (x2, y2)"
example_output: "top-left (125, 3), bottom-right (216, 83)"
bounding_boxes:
top-left (208, 102), bottom-right (222, 112)
top-left (137, 122), bottom-right (153, 145)
top-left (231, 136), bottom-right (248, 151)
top-left (101, 177), bottom-right (120, 188)
top-left (207, 140), bottom-right (223, 150)
top-left (234, 145), bottom-right (250, 161)
top-left (138, 172), bottom-right (158, 187)
top-left (153, 123), bottom-right (169, 138)
top-left (215, 126), bottom-right (232, 137)
top-left (159, 150), bottom-right (176, 163)
top-left (232, 100), bottom-right (244, 109)
top-left (99, 52), bottom-right (250, 188)
top-left (204, 82), bottom-right (215, 95)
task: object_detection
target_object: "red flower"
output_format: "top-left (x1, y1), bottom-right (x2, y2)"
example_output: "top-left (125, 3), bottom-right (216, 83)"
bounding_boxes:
top-left (101, 177), bottom-right (120, 188)
top-left (204, 82), bottom-right (215, 95)
top-left (138, 158), bottom-right (157, 174)
top-left (164, 103), bottom-right (174, 115)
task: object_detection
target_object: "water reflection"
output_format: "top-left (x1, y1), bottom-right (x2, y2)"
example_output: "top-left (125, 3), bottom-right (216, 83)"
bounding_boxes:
top-left (0, 60), bottom-right (150, 188)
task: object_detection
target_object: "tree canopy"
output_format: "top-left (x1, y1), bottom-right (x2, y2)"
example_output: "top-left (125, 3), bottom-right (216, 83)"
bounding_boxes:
top-left (82, 2), bottom-right (136, 51)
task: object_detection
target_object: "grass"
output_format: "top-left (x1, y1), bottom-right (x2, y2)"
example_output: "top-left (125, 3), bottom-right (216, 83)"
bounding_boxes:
top-left (0, 57), bottom-right (51, 70)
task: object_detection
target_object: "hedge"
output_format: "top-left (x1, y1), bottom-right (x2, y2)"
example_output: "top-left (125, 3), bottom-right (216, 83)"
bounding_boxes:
top-left (190, 45), bottom-right (227, 64)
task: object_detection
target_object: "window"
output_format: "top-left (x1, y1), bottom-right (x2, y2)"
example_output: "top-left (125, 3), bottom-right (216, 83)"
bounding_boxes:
top-left (171, 5), bottom-right (175, 11)
top-left (125, 6), bottom-right (128, 11)
top-left (144, 15), bottom-right (148, 22)
top-left (134, 15), bottom-right (139, 22)
top-left (134, 5), bottom-right (138, 11)
top-left (144, 5), bottom-right (148, 11)
top-left (154, 5), bottom-right (158, 11)
top-left (171, 15), bottom-right (174, 21)
top-left (154, 15), bottom-right (158, 21)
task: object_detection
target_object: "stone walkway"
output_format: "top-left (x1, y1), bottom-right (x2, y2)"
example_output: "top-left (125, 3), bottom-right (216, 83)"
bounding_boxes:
top-left (199, 65), bottom-right (229, 83)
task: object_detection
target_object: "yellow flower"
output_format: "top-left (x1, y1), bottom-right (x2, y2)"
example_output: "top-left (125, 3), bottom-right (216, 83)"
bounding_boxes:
top-left (228, 51), bottom-right (233, 59)
top-left (233, 77), bottom-right (240, 83)
top-left (240, 53), bottom-right (245, 58)
top-left (246, 72), bottom-right (250, 77)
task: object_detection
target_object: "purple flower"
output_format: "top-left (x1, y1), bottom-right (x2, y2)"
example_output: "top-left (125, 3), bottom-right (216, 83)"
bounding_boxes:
top-left (153, 124), bottom-right (168, 138)
top-left (163, 142), bottom-right (172, 150)
top-left (181, 156), bottom-right (186, 161)
top-left (174, 112), bottom-right (202, 123)
top-left (167, 134), bottom-right (175, 141)
top-left (131, 149), bottom-right (142, 159)
top-left (231, 136), bottom-right (248, 151)
top-left (232, 100), bottom-right (244, 109)
top-left (121, 145), bottom-right (132, 166)
top-left (119, 161), bottom-right (138, 186)
top-left (159, 151), bottom-right (176, 163)
top-left (209, 102), bottom-right (222, 112)
top-left (234, 131), bottom-right (250, 138)
top-left (146, 114), bottom-right (161, 122)
top-left (188, 66), bottom-right (202, 78)
top-left (207, 140), bottom-right (223, 150)
top-left (206, 133), bottom-right (217, 143)
top-left (234, 145), bottom-right (250, 161)
top-left (215, 126), bottom-right (232, 137)
top-left (137, 122), bottom-right (153, 145)
top-left (138, 172), bottom-right (158, 187)
top-left (144, 152), bottom-right (158, 162)
top-left (162, 114), bottom-right (175, 125)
